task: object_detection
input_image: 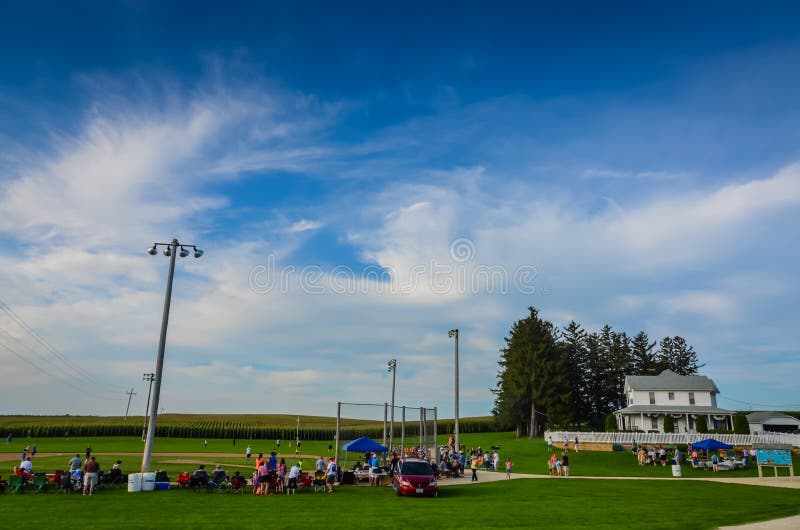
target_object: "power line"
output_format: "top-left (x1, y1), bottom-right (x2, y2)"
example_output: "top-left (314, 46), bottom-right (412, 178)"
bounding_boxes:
top-left (0, 297), bottom-right (123, 393)
top-left (0, 326), bottom-right (124, 401)
top-left (0, 326), bottom-right (123, 399)
top-left (0, 340), bottom-right (93, 395)
top-left (718, 395), bottom-right (800, 410)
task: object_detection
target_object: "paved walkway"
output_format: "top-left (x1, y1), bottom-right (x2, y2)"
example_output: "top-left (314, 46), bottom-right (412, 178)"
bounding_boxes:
top-left (718, 514), bottom-right (800, 530)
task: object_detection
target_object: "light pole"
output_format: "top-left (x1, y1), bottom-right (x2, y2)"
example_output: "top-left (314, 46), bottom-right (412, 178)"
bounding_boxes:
top-left (388, 359), bottom-right (396, 453)
top-left (448, 328), bottom-right (460, 452)
top-left (141, 373), bottom-right (155, 442)
top-left (141, 239), bottom-right (203, 473)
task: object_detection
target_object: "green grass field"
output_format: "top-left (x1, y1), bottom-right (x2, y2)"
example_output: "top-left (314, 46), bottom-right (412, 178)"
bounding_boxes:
top-left (2, 476), bottom-right (799, 529)
top-left (3, 431), bottom-right (799, 529)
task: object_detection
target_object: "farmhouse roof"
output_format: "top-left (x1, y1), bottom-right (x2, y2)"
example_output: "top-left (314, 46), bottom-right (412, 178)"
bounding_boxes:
top-left (615, 405), bottom-right (732, 415)
top-left (625, 369), bottom-right (719, 393)
top-left (746, 411), bottom-right (800, 424)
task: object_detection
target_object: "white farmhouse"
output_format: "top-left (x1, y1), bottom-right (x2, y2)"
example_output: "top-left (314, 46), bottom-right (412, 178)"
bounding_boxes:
top-left (613, 369), bottom-right (733, 433)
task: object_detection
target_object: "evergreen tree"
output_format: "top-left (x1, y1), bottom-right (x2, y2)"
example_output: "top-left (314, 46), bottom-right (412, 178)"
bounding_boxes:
top-left (584, 332), bottom-right (605, 429)
top-left (560, 321), bottom-right (590, 427)
top-left (695, 415), bottom-right (709, 434)
top-left (631, 331), bottom-right (659, 375)
top-left (596, 325), bottom-right (632, 416)
top-left (669, 336), bottom-right (703, 375)
top-left (656, 336), bottom-right (675, 373)
top-left (492, 307), bottom-right (571, 438)
top-left (657, 336), bottom-right (704, 375)
top-left (494, 309), bottom-right (706, 430)
top-left (733, 412), bottom-right (749, 435)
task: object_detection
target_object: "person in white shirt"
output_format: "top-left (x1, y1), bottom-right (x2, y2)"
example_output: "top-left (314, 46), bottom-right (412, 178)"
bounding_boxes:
top-left (316, 457), bottom-right (326, 473)
top-left (19, 456), bottom-right (33, 477)
top-left (493, 451), bottom-right (500, 471)
top-left (326, 457), bottom-right (338, 493)
top-left (287, 463), bottom-right (300, 495)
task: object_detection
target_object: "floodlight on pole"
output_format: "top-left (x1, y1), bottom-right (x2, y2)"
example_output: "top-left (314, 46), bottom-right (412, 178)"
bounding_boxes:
top-left (388, 359), bottom-right (397, 453)
top-left (141, 238), bottom-right (202, 473)
top-left (448, 328), bottom-right (460, 452)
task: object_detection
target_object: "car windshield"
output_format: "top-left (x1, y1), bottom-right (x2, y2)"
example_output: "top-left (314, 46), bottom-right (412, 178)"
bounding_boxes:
top-left (401, 462), bottom-right (432, 475)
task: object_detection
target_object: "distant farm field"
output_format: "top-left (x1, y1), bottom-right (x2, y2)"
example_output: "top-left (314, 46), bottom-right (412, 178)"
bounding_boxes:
top-left (0, 414), bottom-right (495, 440)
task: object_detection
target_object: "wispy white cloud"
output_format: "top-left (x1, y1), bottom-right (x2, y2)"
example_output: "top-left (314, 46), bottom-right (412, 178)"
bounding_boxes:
top-left (582, 168), bottom-right (694, 180)
top-left (289, 219), bottom-right (324, 233)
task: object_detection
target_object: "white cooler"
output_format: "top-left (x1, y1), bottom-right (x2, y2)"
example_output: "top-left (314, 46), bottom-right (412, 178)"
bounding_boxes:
top-left (142, 472), bottom-right (156, 491)
top-left (128, 473), bottom-right (142, 492)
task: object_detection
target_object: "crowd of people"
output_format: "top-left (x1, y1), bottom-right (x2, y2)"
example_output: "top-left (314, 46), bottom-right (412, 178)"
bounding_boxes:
top-left (11, 445), bottom-right (111, 495)
top-left (631, 440), bottom-right (758, 472)
top-left (194, 450), bottom-right (340, 495)
top-left (547, 452), bottom-right (570, 476)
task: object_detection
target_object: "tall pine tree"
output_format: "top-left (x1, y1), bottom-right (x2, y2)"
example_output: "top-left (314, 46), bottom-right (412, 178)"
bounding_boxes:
top-left (493, 307), bottom-right (571, 437)
top-left (560, 321), bottom-right (590, 428)
top-left (631, 331), bottom-right (660, 375)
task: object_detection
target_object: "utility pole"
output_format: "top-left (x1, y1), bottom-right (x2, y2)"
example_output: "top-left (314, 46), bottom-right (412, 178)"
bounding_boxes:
top-left (448, 328), bottom-right (460, 452)
top-left (141, 373), bottom-right (155, 442)
top-left (124, 388), bottom-right (136, 419)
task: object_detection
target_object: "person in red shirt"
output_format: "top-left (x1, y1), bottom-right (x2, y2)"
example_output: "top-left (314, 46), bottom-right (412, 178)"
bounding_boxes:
top-left (83, 456), bottom-right (100, 495)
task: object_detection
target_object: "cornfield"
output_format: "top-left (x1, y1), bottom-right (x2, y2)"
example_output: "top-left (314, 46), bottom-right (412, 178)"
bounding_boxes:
top-left (0, 414), bottom-right (496, 440)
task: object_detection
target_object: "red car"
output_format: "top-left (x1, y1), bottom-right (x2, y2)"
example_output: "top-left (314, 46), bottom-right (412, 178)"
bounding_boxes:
top-left (392, 458), bottom-right (438, 497)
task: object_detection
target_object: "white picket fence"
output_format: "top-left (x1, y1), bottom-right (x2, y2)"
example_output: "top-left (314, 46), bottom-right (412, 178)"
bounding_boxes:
top-left (545, 431), bottom-right (800, 448)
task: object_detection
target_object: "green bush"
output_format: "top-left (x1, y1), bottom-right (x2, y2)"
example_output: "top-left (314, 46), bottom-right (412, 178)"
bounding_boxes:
top-left (695, 415), bottom-right (708, 434)
top-left (605, 414), bottom-right (617, 432)
top-left (663, 415), bottom-right (674, 433)
top-left (733, 413), bottom-right (749, 434)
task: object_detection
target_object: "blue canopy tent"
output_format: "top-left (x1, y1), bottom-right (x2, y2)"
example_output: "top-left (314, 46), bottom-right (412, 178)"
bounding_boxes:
top-left (341, 437), bottom-right (389, 470)
top-left (342, 437), bottom-right (388, 453)
top-left (692, 438), bottom-right (733, 452)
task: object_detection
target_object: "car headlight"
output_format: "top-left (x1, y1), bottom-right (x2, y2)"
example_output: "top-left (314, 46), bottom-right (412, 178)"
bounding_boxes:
top-left (429, 480), bottom-right (437, 486)
top-left (400, 480), bottom-right (410, 486)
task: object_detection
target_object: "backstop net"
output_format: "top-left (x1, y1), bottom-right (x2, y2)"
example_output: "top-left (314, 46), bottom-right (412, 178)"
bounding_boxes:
top-left (335, 402), bottom-right (439, 466)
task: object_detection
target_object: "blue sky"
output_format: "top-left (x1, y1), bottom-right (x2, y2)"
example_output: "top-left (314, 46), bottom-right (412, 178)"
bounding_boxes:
top-left (1, 2), bottom-right (799, 418)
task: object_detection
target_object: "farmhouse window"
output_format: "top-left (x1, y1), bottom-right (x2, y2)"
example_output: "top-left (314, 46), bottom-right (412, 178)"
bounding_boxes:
top-left (651, 416), bottom-right (658, 429)
top-left (649, 392), bottom-right (655, 405)
top-left (689, 392), bottom-right (695, 405)
top-left (668, 392), bottom-right (675, 400)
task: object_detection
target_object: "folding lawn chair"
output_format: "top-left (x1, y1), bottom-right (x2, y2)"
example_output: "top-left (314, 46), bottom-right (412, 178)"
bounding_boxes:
top-left (230, 475), bottom-right (246, 495)
top-left (58, 473), bottom-right (73, 494)
top-left (32, 475), bottom-right (48, 494)
top-left (9, 475), bottom-right (24, 494)
top-left (176, 472), bottom-right (190, 488)
top-left (313, 471), bottom-right (326, 493)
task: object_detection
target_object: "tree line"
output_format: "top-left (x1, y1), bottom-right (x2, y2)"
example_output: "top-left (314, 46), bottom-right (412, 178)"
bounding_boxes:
top-left (492, 307), bottom-right (703, 437)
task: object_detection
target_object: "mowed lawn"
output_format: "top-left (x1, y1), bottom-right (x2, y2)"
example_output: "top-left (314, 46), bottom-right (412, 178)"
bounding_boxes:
top-left (3, 432), bottom-right (799, 478)
top-left (3, 433), bottom-right (800, 528)
top-left (2, 477), bottom-right (800, 529)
